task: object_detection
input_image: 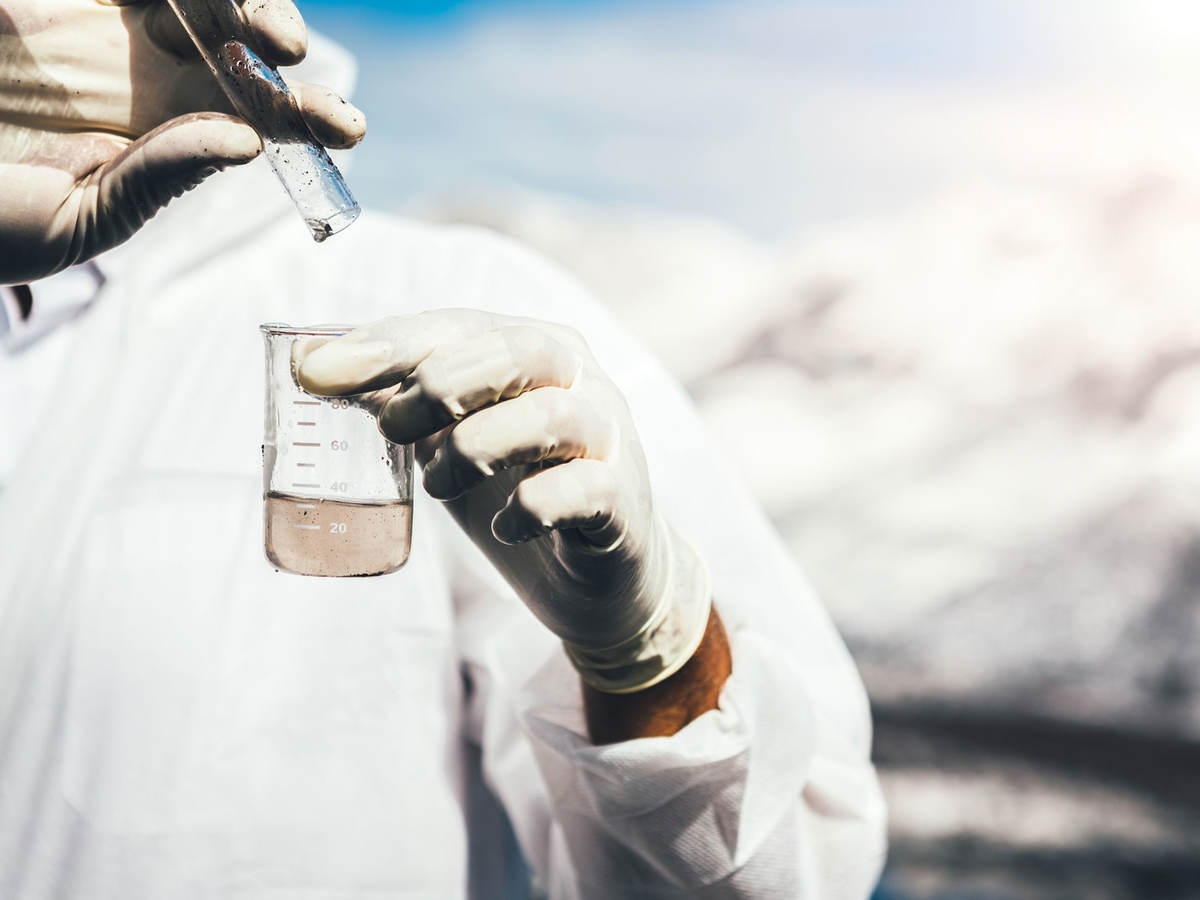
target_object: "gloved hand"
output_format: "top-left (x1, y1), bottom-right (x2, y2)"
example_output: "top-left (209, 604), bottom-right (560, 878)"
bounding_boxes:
top-left (0, 0), bottom-right (365, 285)
top-left (296, 309), bottom-right (712, 694)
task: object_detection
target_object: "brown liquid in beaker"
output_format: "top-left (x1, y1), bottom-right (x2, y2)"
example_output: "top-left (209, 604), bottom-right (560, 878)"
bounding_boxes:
top-left (265, 492), bottom-right (412, 577)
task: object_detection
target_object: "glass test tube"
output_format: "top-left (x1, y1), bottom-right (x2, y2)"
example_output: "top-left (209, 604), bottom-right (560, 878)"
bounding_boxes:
top-left (166, 0), bottom-right (360, 241)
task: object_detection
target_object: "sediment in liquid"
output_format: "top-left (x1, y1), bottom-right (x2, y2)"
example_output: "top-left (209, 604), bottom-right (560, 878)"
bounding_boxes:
top-left (265, 492), bottom-right (412, 577)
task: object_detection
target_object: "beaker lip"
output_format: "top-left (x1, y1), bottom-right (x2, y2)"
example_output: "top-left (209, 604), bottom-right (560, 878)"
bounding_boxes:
top-left (259, 322), bottom-right (353, 337)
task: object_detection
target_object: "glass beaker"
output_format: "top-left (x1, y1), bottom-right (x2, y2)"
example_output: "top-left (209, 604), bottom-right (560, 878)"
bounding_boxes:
top-left (261, 324), bottom-right (414, 577)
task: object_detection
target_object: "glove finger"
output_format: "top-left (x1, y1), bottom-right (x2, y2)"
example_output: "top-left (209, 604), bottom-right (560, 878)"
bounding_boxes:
top-left (414, 424), bottom-right (454, 468)
top-left (242, 0), bottom-right (308, 67)
top-left (491, 458), bottom-right (626, 547)
top-left (297, 309), bottom-right (500, 396)
top-left (140, 0), bottom-right (305, 68)
top-left (83, 112), bottom-right (260, 255)
top-left (422, 387), bottom-right (617, 500)
top-left (289, 80), bottom-right (366, 150)
top-left (143, 1), bottom-right (202, 59)
top-left (376, 325), bottom-right (584, 444)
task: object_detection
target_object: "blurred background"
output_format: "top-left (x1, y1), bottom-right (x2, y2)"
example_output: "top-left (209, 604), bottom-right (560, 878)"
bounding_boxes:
top-left (304, 1), bottom-right (1200, 897)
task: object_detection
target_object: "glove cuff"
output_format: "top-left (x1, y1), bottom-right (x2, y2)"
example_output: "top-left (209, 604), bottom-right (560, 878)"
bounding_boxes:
top-left (563, 524), bottom-right (712, 694)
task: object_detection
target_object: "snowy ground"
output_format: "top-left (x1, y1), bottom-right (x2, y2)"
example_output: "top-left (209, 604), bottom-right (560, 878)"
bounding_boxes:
top-left (417, 170), bottom-right (1200, 896)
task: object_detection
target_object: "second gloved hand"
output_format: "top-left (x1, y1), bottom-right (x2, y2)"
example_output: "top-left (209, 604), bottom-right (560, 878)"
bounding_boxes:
top-left (0, 0), bottom-right (366, 284)
top-left (296, 309), bottom-right (712, 694)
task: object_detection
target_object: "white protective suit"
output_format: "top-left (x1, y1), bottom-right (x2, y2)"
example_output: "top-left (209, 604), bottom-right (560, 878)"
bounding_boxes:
top-left (0, 36), bottom-right (886, 900)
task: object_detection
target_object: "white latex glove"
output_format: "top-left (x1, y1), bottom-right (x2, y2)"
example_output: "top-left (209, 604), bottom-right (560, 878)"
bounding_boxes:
top-left (296, 309), bottom-right (712, 694)
top-left (0, 0), bottom-right (365, 284)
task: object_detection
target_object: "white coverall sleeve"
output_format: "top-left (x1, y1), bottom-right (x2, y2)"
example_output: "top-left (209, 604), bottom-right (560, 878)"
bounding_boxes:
top-left (436, 227), bottom-right (888, 899)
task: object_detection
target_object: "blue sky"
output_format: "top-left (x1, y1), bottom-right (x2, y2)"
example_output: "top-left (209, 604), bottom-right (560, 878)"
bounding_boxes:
top-left (297, 0), bottom-right (1199, 236)
top-left (306, 0), bottom-right (1035, 75)
top-left (307, 0), bottom-right (698, 23)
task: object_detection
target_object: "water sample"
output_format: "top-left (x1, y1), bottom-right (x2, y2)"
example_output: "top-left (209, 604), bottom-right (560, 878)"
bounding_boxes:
top-left (265, 493), bottom-right (413, 577)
